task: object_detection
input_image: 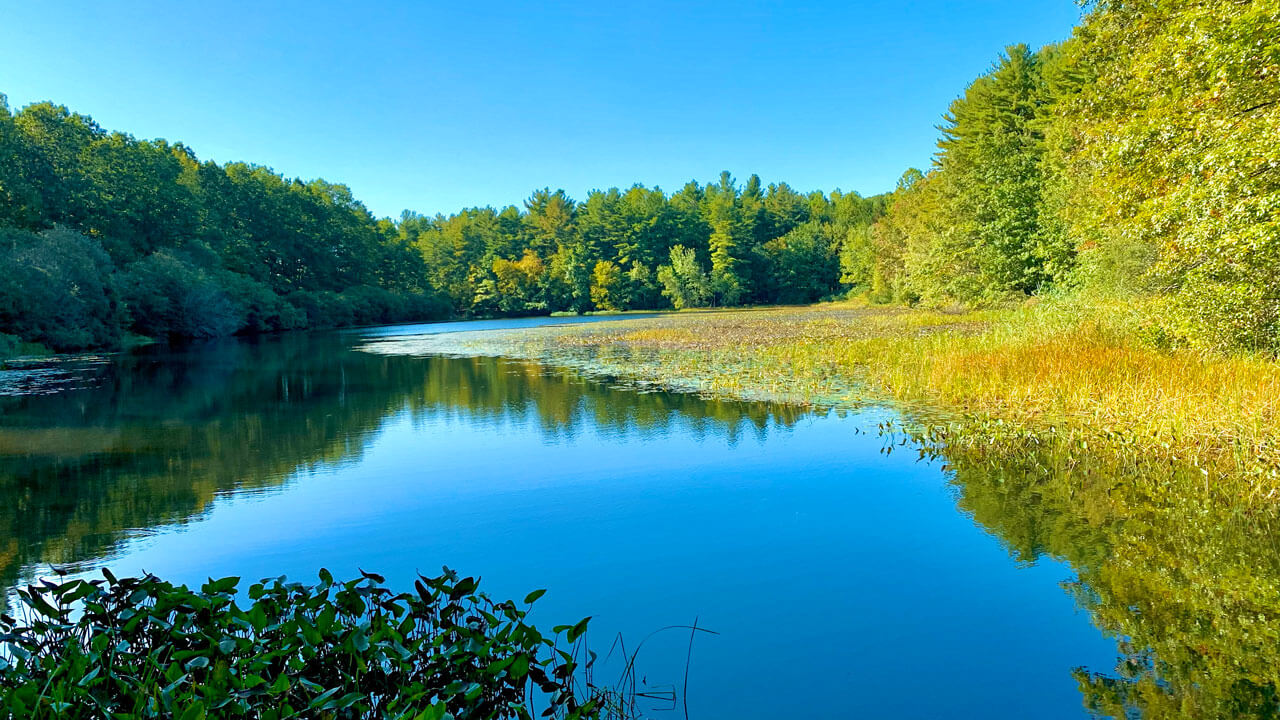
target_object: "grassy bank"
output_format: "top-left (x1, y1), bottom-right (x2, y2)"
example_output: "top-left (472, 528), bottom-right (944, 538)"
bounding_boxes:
top-left (0, 333), bottom-right (51, 364)
top-left (367, 300), bottom-right (1280, 498)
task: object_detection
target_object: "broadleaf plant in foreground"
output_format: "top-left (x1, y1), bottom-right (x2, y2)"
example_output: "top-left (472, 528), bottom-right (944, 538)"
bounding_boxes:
top-left (0, 568), bottom-right (607, 719)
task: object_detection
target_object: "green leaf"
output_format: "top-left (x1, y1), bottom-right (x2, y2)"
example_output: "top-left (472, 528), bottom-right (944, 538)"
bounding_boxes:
top-left (567, 617), bottom-right (590, 643)
top-left (77, 666), bottom-right (101, 687)
top-left (307, 686), bottom-right (342, 710)
top-left (352, 631), bottom-right (370, 652)
top-left (335, 692), bottom-right (365, 709)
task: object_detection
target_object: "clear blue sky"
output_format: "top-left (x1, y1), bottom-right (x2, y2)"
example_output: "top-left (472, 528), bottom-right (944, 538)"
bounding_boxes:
top-left (0, 1), bottom-right (1081, 219)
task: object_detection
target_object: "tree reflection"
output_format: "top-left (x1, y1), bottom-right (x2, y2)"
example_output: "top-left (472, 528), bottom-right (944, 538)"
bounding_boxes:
top-left (942, 437), bottom-right (1280, 718)
top-left (0, 332), bottom-right (804, 599)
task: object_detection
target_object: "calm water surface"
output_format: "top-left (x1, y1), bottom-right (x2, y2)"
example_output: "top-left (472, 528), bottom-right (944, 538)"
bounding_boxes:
top-left (0, 316), bottom-right (1190, 717)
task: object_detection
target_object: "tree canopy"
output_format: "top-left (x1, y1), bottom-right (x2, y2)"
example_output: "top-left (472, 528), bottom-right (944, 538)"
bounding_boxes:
top-left (2, 0), bottom-right (1277, 353)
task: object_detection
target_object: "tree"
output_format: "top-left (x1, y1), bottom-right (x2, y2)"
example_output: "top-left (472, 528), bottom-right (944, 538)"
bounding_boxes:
top-left (589, 260), bottom-right (629, 311)
top-left (0, 228), bottom-right (122, 350)
top-left (1044, 0), bottom-right (1280, 352)
top-left (930, 44), bottom-right (1062, 301)
top-left (656, 245), bottom-right (710, 310)
top-left (492, 250), bottom-right (546, 314)
top-left (119, 251), bottom-right (242, 339)
top-left (703, 172), bottom-right (749, 305)
top-left (761, 221), bottom-right (840, 304)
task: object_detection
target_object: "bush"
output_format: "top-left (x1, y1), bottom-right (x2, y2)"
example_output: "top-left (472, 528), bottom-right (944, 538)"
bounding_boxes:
top-left (0, 569), bottom-right (602, 720)
top-left (120, 252), bottom-right (243, 340)
top-left (0, 228), bottom-right (123, 351)
top-left (219, 271), bottom-right (306, 334)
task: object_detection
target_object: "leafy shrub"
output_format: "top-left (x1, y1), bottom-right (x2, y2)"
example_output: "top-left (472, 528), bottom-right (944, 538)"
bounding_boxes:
top-left (0, 228), bottom-right (123, 351)
top-left (119, 252), bottom-right (243, 340)
top-left (0, 568), bottom-right (602, 720)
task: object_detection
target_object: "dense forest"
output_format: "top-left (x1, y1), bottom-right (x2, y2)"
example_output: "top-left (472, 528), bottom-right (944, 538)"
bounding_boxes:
top-left (1, 0), bottom-right (1277, 354)
top-left (0, 96), bottom-right (885, 353)
top-left (865, 0), bottom-right (1280, 352)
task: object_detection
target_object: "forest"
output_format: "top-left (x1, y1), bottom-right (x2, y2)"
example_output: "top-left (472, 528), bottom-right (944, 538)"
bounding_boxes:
top-left (0, 98), bottom-right (886, 353)
top-left (1, 0), bottom-right (1277, 356)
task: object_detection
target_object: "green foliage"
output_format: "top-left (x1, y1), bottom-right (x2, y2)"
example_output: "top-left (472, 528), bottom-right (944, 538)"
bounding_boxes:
top-left (863, 1), bottom-right (1279, 352)
top-left (0, 99), bottom-right (449, 348)
top-left (837, 224), bottom-right (875, 293)
top-left (119, 252), bottom-right (243, 340)
top-left (760, 221), bottom-right (840, 304)
top-left (0, 227), bottom-right (123, 351)
top-left (0, 92), bottom-right (898, 347)
top-left (1045, 0), bottom-right (1280, 352)
top-left (589, 260), bottom-right (628, 311)
top-left (492, 251), bottom-right (548, 315)
top-left (0, 568), bottom-right (601, 720)
top-left (881, 46), bottom-right (1065, 306)
top-left (14, 0), bottom-right (1276, 354)
top-left (656, 246), bottom-right (711, 310)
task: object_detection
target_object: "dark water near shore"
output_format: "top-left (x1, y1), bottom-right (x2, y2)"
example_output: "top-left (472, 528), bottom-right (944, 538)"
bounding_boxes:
top-left (5, 316), bottom-right (1275, 718)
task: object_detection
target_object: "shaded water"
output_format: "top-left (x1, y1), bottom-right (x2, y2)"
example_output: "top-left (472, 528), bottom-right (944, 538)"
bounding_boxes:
top-left (3, 317), bottom-right (1275, 718)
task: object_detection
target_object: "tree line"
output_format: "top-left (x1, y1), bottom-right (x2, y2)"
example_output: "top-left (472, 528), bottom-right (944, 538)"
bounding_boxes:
top-left (2, 0), bottom-right (1276, 354)
top-left (0, 101), bottom-right (449, 352)
top-left (0, 96), bottom-right (886, 353)
top-left (865, 0), bottom-right (1279, 353)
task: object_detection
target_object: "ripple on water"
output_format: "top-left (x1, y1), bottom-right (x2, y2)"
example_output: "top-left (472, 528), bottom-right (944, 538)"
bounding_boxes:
top-left (0, 356), bottom-right (114, 397)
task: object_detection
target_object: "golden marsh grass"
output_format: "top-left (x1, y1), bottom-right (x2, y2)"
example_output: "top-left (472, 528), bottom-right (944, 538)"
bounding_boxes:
top-left (493, 301), bottom-right (1280, 496)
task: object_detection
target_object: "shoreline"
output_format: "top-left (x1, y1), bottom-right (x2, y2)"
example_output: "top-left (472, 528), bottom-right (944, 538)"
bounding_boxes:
top-left (363, 300), bottom-right (1280, 500)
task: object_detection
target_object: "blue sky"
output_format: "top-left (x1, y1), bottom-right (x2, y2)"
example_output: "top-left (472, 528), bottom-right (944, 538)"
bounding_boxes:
top-left (0, 1), bottom-right (1081, 218)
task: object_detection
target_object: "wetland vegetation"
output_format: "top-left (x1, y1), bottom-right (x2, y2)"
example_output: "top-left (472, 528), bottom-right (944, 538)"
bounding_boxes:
top-left (2, 0), bottom-right (1279, 716)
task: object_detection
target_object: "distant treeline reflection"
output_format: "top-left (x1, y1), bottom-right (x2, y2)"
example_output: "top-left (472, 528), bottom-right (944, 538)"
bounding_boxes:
top-left (0, 331), bottom-right (809, 596)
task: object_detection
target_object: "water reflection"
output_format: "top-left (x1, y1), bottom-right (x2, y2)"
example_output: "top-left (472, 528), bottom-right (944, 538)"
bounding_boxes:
top-left (0, 329), bottom-right (806, 599)
top-left (2, 320), bottom-right (1277, 717)
top-left (943, 439), bottom-right (1280, 719)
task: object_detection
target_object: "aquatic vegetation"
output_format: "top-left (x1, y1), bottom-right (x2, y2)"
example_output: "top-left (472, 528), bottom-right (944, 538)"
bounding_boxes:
top-left (425, 300), bottom-right (1280, 495)
top-left (0, 568), bottom-right (603, 719)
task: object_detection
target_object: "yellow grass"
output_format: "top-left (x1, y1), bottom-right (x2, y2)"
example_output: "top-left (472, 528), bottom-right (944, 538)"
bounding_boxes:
top-left (509, 300), bottom-right (1280, 493)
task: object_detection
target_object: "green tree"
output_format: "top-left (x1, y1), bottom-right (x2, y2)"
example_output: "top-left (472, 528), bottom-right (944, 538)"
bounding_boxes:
top-left (1045, 0), bottom-right (1280, 352)
top-left (589, 259), bottom-right (629, 311)
top-left (761, 221), bottom-right (841, 304)
top-left (0, 228), bottom-right (122, 350)
top-left (656, 245), bottom-right (711, 310)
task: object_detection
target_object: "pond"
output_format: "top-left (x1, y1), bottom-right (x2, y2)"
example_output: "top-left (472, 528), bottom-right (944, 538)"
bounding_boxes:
top-left (1, 315), bottom-right (1241, 718)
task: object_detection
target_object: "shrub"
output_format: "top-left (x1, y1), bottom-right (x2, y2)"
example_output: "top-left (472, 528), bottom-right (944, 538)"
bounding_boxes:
top-left (0, 569), bottom-right (602, 720)
top-left (119, 252), bottom-right (243, 340)
top-left (0, 228), bottom-right (123, 351)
